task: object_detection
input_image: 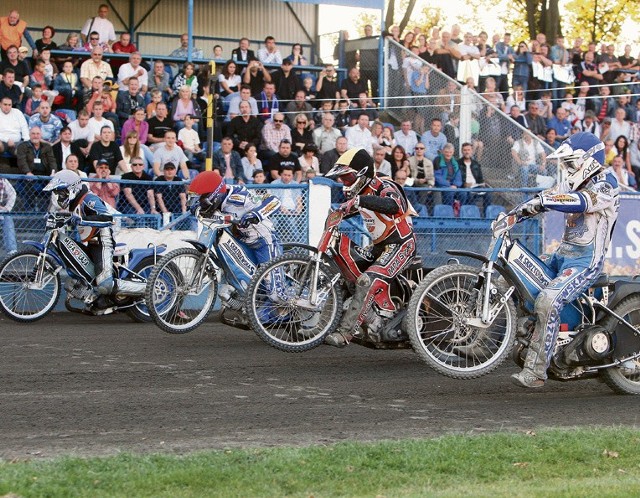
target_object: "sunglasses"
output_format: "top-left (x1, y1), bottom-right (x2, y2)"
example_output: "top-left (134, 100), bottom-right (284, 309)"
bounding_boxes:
top-left (273, 119), bottom-right (284, 123)
top-left (132, 162), bottom-right (144, 166)
top-left (415, 147), bottom-right (425, 150)
top-left (297, 121), bottom-right (307, 124)
top-left (91, 38), bottom-right (100, 41)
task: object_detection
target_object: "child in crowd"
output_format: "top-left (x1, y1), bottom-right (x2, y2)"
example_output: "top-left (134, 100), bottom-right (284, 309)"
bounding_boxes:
top-left (538, 91), bottom-right (554, 120)
top-left (603, 139), bottom-right (616, 165)
top-left (30, 59), bottom-right (58, 101)
top-left (24, 84), bottom-right (46, 116)
top-left (302, 76), bottom-right (316, 101)
top-left (177, 114), bottom-right (206, 168)
top-left (313, 99), bottom-right (334, 127)
top-left (252, 169), bottom-right (266, 184)
top-left (146, 89), bottom-right (163, 118)
top-left (54, 61), bottom-right (81, 110)
top-left (40, 49), bottom-right (58, 81)
top-left (334, 99), bottom-right (351, 133)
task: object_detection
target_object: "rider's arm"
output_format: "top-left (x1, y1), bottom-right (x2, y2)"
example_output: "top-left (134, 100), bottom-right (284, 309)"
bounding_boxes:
top-left (540, 175), bottom-right (617, 214)
top-left (235, 190), bottom-right (281, 222)
top-left (357, 193), bottom-right (400, 215)
top-left (77, 198), bottom-right (113, 227)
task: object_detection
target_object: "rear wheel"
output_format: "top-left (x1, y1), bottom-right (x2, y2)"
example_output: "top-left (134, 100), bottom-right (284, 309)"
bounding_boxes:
top-left (246, 253), bottom-right (343, 352)
top-left (600, 295), bottom-right (640, 395)
top-left (0, 249), bottom-right (61, 322)
top-left (403, 264), bottom-right (517, 379)
top-left (145, 248), bottom-right (218, 334)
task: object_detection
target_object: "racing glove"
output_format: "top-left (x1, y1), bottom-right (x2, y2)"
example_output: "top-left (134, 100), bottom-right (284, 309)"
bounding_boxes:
top-left (238, 212), bottom-right (261, 228)
top-left (514, 196), bottom-right (544, 220)
top-left (338, 196), bottom-right (360, 214)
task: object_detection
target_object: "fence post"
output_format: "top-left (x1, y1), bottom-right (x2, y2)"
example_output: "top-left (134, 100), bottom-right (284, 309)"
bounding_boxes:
top-left (307, 178), bottom-right (333, 246)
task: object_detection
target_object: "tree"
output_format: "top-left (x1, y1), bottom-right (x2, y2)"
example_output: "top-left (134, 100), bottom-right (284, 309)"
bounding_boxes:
top-left (563, 0), bottom-right (640, 43)
top-left (502, 0), bottom-right (561, 41)
top-left (384, 0), bottom-right (420, 34)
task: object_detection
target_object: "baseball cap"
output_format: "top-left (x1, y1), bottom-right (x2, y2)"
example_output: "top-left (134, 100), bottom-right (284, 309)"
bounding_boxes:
top-left (163, 162), bottom-right (176, 170)
top-left (97, 158), bottom-right (109, 166)
top-left (18, 46), bottom-right (29, 54)
top-left (282, 59), bottom-right (293, 65)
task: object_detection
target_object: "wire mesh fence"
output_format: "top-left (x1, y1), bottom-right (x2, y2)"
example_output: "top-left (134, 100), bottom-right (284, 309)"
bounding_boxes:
top-left (0, 174), bottom-right (309, 258)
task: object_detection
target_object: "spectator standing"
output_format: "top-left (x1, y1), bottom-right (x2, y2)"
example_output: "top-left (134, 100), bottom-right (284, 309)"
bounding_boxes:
top-left (0, 177), bottom-right (17, 255)
top-left (458, 142), bottom-right (491, 212)
top-left (212, 136), bottom-right (245, 183)
top-left (90, 160), bottom-right (120, 208)
top-left (155, 162), bottom-right (187, 215)
top-left (0, 10), bottom-right (35, 61)
top-left (257, 36), bottom-right (282, 65)
top-left (315, 64), bottom-right (340, 105)
top-left (111, 32), bottom-right (137, 72)
top-left (118, 159), bottom-right (156, 214)
top-left (0, 96), bottom-right (29, 154)
top-left (81, 4), bottom-right (116, 47)
top-left (408, 142), bottom-right (435, 207)
top-left (512, 41), bottom-right (533, 94)
top-left (494, 33), bottom-right (515, 97)
top-left (242, 59), bottom-right (271, 97)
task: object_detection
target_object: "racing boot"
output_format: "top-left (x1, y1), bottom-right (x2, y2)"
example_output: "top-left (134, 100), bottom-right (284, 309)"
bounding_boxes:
top-left (511, 320), bottom-right (548, 389)
top-left (114, 278), bottom-right (147, 297)
top-left (325, 274), bottom-right (370, 348)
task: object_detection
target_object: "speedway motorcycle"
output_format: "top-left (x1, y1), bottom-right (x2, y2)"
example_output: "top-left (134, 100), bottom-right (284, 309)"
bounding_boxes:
top-left (144, 209), bottom-right (308, 334)
top-left (403, 211), bottom-right (640, 395)
top-left (0, 213), bottom-right (164, 323)
top-left (245, 208), bottom-right (427, 352)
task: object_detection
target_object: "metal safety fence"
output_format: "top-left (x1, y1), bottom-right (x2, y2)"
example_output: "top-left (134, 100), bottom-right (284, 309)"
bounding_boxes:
top-left (0, 174), bottom-right (309, 258)
top-left (382, 38), bottom-right (557, 209)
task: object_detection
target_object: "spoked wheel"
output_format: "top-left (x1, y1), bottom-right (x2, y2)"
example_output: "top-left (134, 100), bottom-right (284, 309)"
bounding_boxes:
top-left (403, 264), bottom-right (516, 379)
top-left (0, 249), bottom-right (61, 322)
top-left (126, 256), bottom-right (158, 323)
top-left (246, 253), bottom-right (343, 352)
top-left (145, 248), bottom-right (218, 334)
top-left (600, 295), bottom-right (640, 395)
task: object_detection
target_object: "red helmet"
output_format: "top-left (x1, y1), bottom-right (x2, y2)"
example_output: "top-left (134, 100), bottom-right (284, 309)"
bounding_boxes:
top-left (189, 170), bottom-right (228, 215)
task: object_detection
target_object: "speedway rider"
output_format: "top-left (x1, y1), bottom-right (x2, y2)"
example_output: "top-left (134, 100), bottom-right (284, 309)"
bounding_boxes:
top-left (509, 132), bottom-right (619, 388)
top-left (324, 147), bottom-right (416, 347)
top-left (43, 170), bottom-right (146, 307)
top-left (188, 170), bottom-right (282, 265)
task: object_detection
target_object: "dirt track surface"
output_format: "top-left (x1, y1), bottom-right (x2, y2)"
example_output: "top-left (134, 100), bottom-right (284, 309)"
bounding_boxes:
top-left (1, 313), bottom-right (639, 460)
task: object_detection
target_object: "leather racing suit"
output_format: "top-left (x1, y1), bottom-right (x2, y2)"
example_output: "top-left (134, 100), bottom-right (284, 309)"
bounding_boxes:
top-left (522, 169), bottom-right (619, 381)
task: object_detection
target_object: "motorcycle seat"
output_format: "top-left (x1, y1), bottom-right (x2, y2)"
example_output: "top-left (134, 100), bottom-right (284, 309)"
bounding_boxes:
top-left (114, 243), bottom-right (129, 257)
top-left (591, 274), bottom-right (610, 288)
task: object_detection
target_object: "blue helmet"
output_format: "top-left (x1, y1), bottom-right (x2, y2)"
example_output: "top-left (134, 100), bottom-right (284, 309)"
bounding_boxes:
top-left (547, 132), bottom-right (605, 189)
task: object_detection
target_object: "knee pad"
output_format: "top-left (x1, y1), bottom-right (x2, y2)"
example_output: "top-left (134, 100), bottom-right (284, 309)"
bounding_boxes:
top-left (96, 276), bottom-right (114, 296)
top-left (356, 273), bottom-right (371, 289)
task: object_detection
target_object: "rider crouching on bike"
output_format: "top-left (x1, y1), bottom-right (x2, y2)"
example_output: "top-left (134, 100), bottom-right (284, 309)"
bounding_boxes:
top-left (510, 132), bottom-right (619, 388)
top-left (43, 170), bottom-right (146, 307)
top-left (188, 170), bottom-right (282, 265)
top-left (324, 148), bottom-right (417, 347)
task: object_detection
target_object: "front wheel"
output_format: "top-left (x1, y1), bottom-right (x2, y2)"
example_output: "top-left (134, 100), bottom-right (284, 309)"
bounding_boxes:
top-left (600, 295), bottom-right (640, 395)
top-left (403, 264), bottom-right (517, 379)
top-left (145, 248), bottom-right (218, 334)
top-left (126, 256), bottom-right (158, 323)
top-left (0, 249), bottom-right (61, 322)
top-left (246, 253), bottom-right (343, 352)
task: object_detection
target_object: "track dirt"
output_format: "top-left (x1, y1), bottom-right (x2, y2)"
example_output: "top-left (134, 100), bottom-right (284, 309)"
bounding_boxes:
top-left (1, 313), bottom-right (638, 459)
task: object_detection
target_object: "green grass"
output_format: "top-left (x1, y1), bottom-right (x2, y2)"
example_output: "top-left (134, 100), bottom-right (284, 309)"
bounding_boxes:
top-left (2, 428), bottom-right (640, 497)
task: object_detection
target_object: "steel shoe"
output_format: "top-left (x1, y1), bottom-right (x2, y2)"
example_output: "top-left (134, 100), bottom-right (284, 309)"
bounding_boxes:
top-left (511, 369), bottom-right (545, 389)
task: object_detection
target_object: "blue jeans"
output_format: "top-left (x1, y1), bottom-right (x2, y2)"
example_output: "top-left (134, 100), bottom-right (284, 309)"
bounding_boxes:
top-left (1, 214), bottom-right (17, 252)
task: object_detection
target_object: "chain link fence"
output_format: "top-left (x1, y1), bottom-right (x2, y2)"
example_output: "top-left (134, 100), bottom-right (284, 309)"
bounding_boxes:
top-left (0, 174), bottom-right (309, 258)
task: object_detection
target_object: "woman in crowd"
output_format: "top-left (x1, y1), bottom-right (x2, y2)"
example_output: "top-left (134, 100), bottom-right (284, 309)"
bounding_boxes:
top-left (217, 60), bottom-right (241, 97)
top-left (285, 44), bottom-right (308, 66)
top-left (298, 143), bottom-right (319, 176)
top-left (64, 154), bottom-right (87, 179)
top-left (389, 145), bottom-right (410, 179)
top-left (290, 113), bottom-right (314, 155)
top-left (172, 62), bottom-right (198, 98)
top-left (614, 135), bottom-right (632, 172)
top-left (170, 85), bottom-right (202, 133)
top-left (380, 125), bottom-right (396, 158)
top-left (56, 32), bottom-right (83, 68)
top-left (121, 107), bottom-right (149, 145)
top-left (505, 85), bottom-right (527, 114)
top-left (119, 131), bottom-right (146, 174)
top-left (241, 144), bottom-right (262, 183)
top-left (512, 41), bottom-right (533, 95)
top-left (482, 76), bottom-right (505, 112)
top-left (35, 26), bottom-right (58, 55)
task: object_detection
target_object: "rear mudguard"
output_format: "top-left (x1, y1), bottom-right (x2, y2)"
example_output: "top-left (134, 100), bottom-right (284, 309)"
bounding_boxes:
top-left (128, 245), bottom-right (166, 269)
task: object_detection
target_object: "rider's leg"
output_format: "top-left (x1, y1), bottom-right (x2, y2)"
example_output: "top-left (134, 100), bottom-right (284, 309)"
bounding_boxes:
top-left (512, 257), bottom-right (601, 388)
top-left (90, 227), bottom-right (115, 296)
top-left (326, 237), bottom-right (416, 347)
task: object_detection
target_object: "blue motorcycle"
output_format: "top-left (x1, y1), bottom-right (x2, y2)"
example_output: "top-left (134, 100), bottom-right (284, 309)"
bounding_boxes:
top-left (0, 213), bottom-right (165, 323)
top-left (404, 212), bottom-right (640, 395)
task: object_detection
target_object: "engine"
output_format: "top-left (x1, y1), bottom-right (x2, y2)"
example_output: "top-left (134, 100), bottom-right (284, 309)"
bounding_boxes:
top-left (562, 325), bottom-right (612, 366)
top-left (64, 278), bottom-right (97, 304)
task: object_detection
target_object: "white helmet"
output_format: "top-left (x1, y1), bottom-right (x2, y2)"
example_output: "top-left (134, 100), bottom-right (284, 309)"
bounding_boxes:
top-left (43, 170), bottom-right (83, 210)
top-left (547, 132), bottom-right (605, 189)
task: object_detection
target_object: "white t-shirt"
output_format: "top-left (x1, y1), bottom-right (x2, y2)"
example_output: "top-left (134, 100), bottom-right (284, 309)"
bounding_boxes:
top-left (178, 128), bottom-right (200, 150)
top-left (68, 120), bottom-right (95, 143)
top-left (512, 139), bottom-right (543, 165)
top-left (81, 16), bottom-right (116, 44)
top-left (117, 63), bottom-right (149, 91)
top-left (88, 117), bottom-right (114, 140)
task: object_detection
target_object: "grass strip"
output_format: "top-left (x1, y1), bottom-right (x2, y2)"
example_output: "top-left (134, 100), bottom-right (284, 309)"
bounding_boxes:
top-left (1, 427), bottom-right (639, 497)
